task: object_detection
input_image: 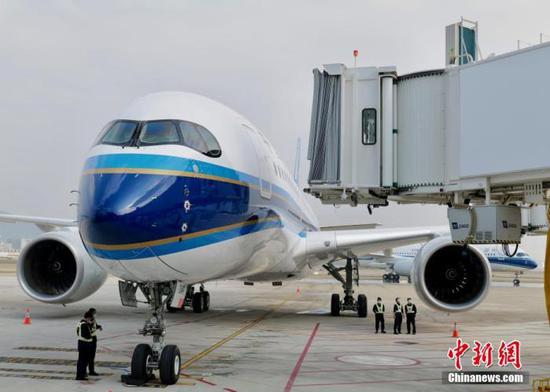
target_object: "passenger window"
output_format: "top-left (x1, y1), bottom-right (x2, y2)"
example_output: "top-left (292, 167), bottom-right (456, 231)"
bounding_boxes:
top-left (139, 121), bottom-right (180, 145)
top-left (179, 121), bottom-right (222, 158)
top-left (99, 120), bottom-right (138, 146)
top-left (361, 108), bottom-right (377, 145)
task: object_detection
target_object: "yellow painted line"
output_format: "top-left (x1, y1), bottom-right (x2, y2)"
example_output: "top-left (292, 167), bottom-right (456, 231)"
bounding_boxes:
top-left (87, 216), bottom-right (281, 251)
top-left (83, 167), bottom-right (249, 187)
top-left (180, 297), bottom-right (290, 370)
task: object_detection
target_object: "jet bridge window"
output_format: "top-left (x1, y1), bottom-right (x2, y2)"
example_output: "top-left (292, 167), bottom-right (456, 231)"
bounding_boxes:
top-left (361, 108), bottom-right (377, 145)
top-left (139, 120), bottom-right (181, 146)
top-left (98, 120), bottom-right (139, 146)
top-left (179, 121), bottom-right (222, 158)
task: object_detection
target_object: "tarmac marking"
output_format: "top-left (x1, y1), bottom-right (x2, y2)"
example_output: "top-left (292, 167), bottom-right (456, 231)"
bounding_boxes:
top-left (15, 346), bottom-right (111, 353)
top-left (284, 322), bottom-right (320, 392)
top-left (0, 356), bottom-right (128, 368)
top-left (180, 297), bottom-right (290, 370)
top-left (0, 367), bottom-right (113, 376)
top-left (0, 372), bottom-right (76, 381)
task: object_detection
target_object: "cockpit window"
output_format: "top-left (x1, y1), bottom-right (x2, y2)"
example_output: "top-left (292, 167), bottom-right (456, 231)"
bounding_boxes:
top-left (99, 120), bottom-right (138, 146)
top-left (95, 119), bottom-right (221, 157)
top-left (139, 120), bottom-right (180, 145)
top-left (179, 121), bottom-right (221, 158)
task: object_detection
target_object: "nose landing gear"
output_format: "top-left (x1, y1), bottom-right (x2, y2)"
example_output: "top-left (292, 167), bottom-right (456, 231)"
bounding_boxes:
top-left (324, 257), bottom-right (367, 318)
top-left (119, 281), bottom-right (181, 385)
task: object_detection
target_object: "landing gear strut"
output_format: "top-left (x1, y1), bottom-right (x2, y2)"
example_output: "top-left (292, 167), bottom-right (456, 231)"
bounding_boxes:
top-left (123, 282), bottom-right (181, 385)
top-left (513, 272), bottom-right (521, 287)
top-left (324, 257), bottom-right (367, 318)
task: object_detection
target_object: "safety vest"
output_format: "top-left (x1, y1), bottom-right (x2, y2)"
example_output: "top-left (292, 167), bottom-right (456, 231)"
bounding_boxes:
top-left (376, 303), bottom-right (384, 313)
top-left (76, 321), bottom-right (93, 343)
top-left (395, 304), bottom-right (402, 313)
top-left (406, 304), bottom-right (415, 314)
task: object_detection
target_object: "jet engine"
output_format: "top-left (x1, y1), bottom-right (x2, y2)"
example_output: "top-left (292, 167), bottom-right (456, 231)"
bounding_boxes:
top-left (412, 237), bottom-right (491, 312)
top-left (17, 230), bottom-right (107, 304)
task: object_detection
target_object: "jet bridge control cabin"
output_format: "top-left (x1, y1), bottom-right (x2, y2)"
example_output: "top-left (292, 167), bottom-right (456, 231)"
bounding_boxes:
top-left (305, 25), bottom-right (550, 245)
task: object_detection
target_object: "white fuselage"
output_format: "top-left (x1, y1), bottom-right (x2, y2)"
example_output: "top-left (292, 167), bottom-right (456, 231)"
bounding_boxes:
top-left (78, 92), bottom-right (318, 284)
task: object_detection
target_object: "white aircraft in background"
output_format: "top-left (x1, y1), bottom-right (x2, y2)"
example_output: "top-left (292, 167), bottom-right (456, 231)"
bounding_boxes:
top-left (0, 92), bottom-right (497, 384)
top-left (361, 244), bottom-right (537, 286)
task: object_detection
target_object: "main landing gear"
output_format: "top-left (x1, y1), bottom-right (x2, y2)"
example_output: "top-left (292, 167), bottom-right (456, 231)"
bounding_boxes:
top-left (119, 281), bottom-right (181, 385)
top-left (324, 257), bottom-right (367, 318)
top-left (383, 272), bottom-right (400, 283)
top-left (167, 284), bottom-right (210, 313)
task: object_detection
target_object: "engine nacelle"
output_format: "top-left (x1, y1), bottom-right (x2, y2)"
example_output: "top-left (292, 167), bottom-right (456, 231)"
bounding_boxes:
top-left (17, 230), bottom-right (107, 304)
top-left (412, 237), bottom-right (491, 312)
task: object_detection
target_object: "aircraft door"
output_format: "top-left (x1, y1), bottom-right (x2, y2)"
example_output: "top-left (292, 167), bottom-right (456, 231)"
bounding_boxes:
top-left (243, 124), bottom-right (272, 199)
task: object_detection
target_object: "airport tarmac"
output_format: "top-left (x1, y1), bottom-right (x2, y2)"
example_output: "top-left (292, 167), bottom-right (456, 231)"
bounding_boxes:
top-left (0, 270), bottom-right (548, 392)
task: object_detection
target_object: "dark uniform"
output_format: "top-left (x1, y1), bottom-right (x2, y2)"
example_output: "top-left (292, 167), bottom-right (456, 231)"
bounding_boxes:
top-left (372, 302), bottom-right (386, 333)
top-left (89, 318), bottom-right (101, 375)
top-left (393, 302), bottom-right (403, 334)
top-left (76, 319), bottom-right (93, 380)
top-left (406, 302), bottom-right (417, 334)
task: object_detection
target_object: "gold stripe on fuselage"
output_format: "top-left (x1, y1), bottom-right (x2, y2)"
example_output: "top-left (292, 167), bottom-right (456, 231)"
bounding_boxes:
top-left (86, 216), bottom-right (281, 251)
top-left (82, 168), bottom-right (248, 187)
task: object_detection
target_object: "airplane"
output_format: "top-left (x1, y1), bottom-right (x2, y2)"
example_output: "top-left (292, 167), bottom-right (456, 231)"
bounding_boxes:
top-left (0, 91), bottom-right (498, 384)
top-left (361, 244), bottom-right (537, 286)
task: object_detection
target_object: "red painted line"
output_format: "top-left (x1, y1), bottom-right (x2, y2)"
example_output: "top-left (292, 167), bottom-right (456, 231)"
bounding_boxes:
top-left (181, 372), bottom-right (217, 386)
top-left (223, 389), bottom-right (238, 392)
top-left (284, 322), bottom-right (320, 392)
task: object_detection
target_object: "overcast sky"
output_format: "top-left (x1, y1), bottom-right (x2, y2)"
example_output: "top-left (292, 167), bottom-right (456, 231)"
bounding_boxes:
top-left (0, 0), bottom-right (548, 257)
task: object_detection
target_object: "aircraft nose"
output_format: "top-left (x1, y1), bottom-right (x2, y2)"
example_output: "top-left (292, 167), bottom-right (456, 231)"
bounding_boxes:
top-left (78, 172), bottom-right (186, 252)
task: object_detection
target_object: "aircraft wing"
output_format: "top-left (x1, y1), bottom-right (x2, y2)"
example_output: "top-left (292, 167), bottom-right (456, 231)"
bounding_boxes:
top-left (304, 226), bottom-right (448, 265)
top-left (0, 213), bottom-right (77, 232)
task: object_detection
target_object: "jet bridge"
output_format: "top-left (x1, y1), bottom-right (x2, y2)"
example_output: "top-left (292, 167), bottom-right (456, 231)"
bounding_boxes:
top-left (305, 38), bottom-right (550, 245)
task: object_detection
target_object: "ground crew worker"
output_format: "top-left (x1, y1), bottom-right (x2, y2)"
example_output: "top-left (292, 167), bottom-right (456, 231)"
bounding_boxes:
top-left (76, 311), bottom-right (94, 380)
top-left (88, 308), bottom-right (102, 376)
top-left (372, 297), bottom-right (386, 333)
top-left (406, 297), bottom-right (417, 335)
top-left (393, 297), bottom-right (403, 334)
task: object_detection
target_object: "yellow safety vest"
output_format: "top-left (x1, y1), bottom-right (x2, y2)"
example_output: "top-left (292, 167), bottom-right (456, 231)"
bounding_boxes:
top-left (395, 304), bottom-right (403, 313)
top-left (376, 303), bottom-right (384, 313)
top-left (406, 304), bottom-right (415, 314)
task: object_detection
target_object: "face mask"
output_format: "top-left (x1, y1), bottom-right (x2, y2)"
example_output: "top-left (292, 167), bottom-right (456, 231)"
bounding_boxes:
top-left (377, 301), bottom-right (381, 304)
top-left (408, 301), bottom-right (412, 304)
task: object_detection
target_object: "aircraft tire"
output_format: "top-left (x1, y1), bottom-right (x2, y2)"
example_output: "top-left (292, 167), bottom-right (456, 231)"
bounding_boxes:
top-left (357, 294), bottom-right (367, 318)
top-left (202, 291), bottom-right (210, 311)
top-left (159, 345), bottom-right (181, 385)
top-left (131, 343), bottom-right (153, 380)
top-left (192, 292), bottom-right (203, 313)
top-left (331, 293), bottom-right (340, 316)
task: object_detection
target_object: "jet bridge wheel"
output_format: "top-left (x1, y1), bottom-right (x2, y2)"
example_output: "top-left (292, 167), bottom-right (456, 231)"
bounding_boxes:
top-left (131, 343), bottom-right (153, 380)
top-left (159, 344), bottom-right (181, 385)
top-left (331, 293), bottom-right (340, 316)
top-left (192, 292), bottom-right (203, 313)
top-left (357, 294), bottom-right (367, 318)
